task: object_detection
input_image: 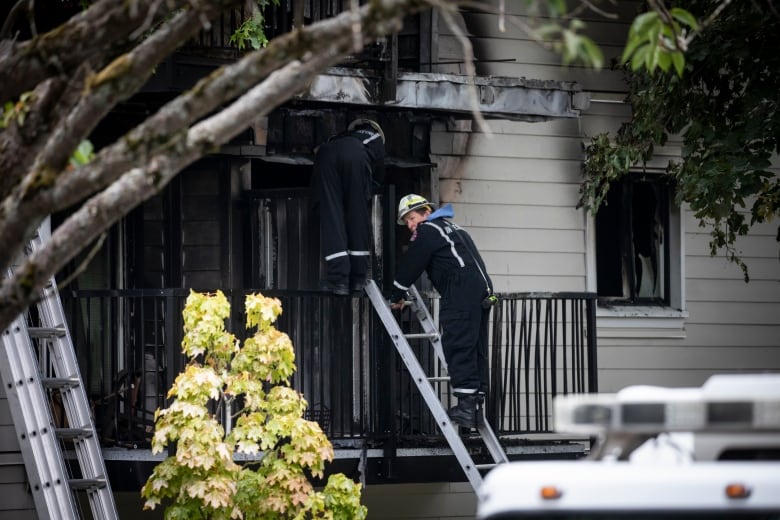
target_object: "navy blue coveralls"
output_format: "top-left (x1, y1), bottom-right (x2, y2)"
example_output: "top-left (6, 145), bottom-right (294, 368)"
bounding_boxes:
top-left (389, 205), bottom-right (492, 397)
top-left (310, 126), bottom-right (385, 287)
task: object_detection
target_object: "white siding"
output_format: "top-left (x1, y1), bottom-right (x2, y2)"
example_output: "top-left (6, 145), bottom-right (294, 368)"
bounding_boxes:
top-left (432, 118), bottom-right (587, 293)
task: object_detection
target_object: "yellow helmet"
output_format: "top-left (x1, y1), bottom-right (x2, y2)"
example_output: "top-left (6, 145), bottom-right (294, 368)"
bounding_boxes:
top-left (397, 194), bottom-right (433, 225)
top-left (348, 118), bottom-right (385, 144)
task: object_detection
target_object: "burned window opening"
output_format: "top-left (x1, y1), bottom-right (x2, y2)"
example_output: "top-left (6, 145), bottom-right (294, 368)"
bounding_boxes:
top-left (246, 162), bottom-right (431, 291)
top-left (596, 175), bottom-right (670, 306)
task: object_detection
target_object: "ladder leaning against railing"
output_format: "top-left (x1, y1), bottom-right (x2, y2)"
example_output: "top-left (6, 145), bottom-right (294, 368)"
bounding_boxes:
top-left (364, 279), bottom-right (508, 492)
top-left (0, 221), bottom-right (118, 519)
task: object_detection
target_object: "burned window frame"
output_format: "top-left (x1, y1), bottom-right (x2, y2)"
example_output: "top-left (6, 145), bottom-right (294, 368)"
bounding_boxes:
top-left (595, 173), bottom-right (672, 306)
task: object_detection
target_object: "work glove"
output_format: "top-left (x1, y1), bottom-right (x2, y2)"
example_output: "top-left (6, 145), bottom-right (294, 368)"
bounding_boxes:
top-left (387, 289), bottom-right (408, 310)
top-left (388, 288), bottom-right (407, 304)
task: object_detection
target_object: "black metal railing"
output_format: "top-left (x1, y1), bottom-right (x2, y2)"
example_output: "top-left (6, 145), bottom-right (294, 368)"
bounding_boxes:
top-left (181, 1), bottom-right (419, 70)
top-left (61, 289), bottom-right (597, 448)
top-left (488, 293), bottom-right (598, 434)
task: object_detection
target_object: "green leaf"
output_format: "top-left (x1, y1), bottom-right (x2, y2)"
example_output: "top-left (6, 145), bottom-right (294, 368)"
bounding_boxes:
top-left (548, 0), bottom-right (567, 17)
top-left (630, 44), bottom-right (650, 71)
top-left (646, 44), bottom-right (660, 71)
top-left (579, 36), bottom-right (604, 69)
top-left (657, 51), bottom-right (672, 72)
top-left (622, 33), bottom-right (644, 64)
top-left (562, 31), bottom-right (579, 65)
top-left (670, 7), bottom-right (699, 30)
top-left (671, 51), bottom-right (685, 76)
top-left (630, 11), bottom-right (661, 39)
top-left (534, 22), bottom-right (562, 40)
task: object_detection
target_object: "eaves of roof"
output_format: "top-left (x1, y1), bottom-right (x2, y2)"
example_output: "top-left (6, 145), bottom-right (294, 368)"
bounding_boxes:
top-left (299, 67), bottom-right (590, 121)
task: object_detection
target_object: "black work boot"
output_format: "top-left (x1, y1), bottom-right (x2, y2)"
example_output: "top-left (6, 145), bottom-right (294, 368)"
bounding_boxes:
top-left (349, 275), bottom-right (368, 293)
top-left (318, 280), bottom-right (349, 296)
top-left (447, 395), bottom-right (478, 428)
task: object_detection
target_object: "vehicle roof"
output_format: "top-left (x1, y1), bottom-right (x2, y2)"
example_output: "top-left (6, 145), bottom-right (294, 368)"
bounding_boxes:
top-left (553, 373), bottom-right (780, 436)
top-left (476, 461), bottom-right (780, 519)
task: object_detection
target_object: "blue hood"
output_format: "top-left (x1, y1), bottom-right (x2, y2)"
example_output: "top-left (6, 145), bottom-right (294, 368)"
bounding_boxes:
top-left (427, 203), bottom-right (454, 220)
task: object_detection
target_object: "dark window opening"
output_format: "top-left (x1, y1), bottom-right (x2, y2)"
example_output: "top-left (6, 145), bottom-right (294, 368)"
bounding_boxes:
top-left (596, 175), bottom-right (670, 305)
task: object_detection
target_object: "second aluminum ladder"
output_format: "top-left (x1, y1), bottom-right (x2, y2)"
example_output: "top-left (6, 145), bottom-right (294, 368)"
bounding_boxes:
top-left (364, 279), bottom-right (508, 491)
top-left (1, 223), bottom-right (118, 519)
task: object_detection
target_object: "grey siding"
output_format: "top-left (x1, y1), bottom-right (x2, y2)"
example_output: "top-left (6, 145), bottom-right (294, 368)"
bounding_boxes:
top-left (0, 383), bottom-right (37, 518)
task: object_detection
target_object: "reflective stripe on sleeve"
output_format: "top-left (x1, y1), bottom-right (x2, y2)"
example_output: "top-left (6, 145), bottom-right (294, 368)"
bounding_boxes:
top-left (325, 251), bottom-right (349, 261)
top-left (423, 221), bottom-right (465, 267)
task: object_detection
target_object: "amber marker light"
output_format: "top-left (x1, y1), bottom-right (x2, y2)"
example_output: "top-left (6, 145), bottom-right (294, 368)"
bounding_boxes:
top-left (540, 486), bottom-right (563, 500)
top-left (724, 483), bottom-right (751, 499)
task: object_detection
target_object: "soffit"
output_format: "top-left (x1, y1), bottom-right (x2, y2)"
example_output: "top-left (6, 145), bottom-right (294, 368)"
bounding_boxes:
top-left (297, 67), bottom-right (589, 121)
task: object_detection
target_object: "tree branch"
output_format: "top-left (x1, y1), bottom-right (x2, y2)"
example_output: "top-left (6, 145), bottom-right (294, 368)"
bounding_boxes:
top-left (431, 0), bottom-right (491, 134)
top-left (0, 76), bottom-right (66, 200)
top-left (0, 0), bottom-right (430, 332)
top-left (32, 3), bottom-right (233, 190)
top-left (0, 0), bottom-right (195, 104)
top-left (0, 0), bottom-right (243, 272)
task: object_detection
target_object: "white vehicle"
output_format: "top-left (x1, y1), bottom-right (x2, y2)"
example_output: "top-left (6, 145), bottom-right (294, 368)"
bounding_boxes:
top-left (476, 374), bottom-right (780, 519)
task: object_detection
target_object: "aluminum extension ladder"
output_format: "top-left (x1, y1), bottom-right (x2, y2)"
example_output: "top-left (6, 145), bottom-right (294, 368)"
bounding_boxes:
top-left (0, 224), bottom-right (118, 519)
top-left (364, 279), bottom-right (508, 491)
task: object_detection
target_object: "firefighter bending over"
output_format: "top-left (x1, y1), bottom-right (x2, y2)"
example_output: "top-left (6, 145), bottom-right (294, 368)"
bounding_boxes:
top-left (389, 194), bottom-right (497, 428)
top-left (310, 119), bottom-right (386, 295)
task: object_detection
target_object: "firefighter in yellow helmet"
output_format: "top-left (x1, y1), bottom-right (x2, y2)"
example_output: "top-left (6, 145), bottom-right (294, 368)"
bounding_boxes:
top-left (310, 118), bottom-right (385, 295)
top-left (390, 194), bottom-right (496, 428)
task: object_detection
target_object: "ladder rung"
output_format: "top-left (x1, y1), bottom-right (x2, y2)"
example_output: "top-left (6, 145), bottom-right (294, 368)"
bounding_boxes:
top-left (42, 377), bottom-right (81, 388)
top-left (475, 463), bottom-right (499, 471)
top-left (28, 326), bottom-right (67, 338)
top-left (56, 427), bottom-right (94, 440)
top-left (69, 478), bottom-right (107, 491)
top-left (427, 376), bottom-right (450, 382)
top-left (404, 332), bottom-right (439, 340)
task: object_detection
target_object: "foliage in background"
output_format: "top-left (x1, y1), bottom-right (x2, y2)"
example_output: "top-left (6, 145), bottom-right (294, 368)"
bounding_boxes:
top-left (520, 0), bottom-right (604, 68)
top-left (621, 6), bottom-right (698, 75)
top-left (230, 1), bottom-right (280, 50)
top-left (580, 0), bottom-right (780, 280)
top-left (141, 291), bottom-right (367, 519)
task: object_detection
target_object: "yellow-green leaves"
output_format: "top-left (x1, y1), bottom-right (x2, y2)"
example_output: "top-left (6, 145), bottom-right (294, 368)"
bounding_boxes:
top-left (302, 474), bottom-right (368, 520)
top-left (233, 328), bottom-right (296, 384)
top-left (68, 140), bottom-right (95, 170)
top-left (182, 290), bottom-right (237, 362)
top-left (245, 292), bottom-right (283, 330)
top-left (168, 365), bottom-right (223, 401)
top-left (1, 91), bottom-right (33, 128)
top-left (142, 290), bottom-right (366, 519)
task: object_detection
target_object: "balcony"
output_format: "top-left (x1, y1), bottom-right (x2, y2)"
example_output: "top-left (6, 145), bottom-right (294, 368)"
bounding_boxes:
top-left (61, 288), bottom-right (596, 487)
